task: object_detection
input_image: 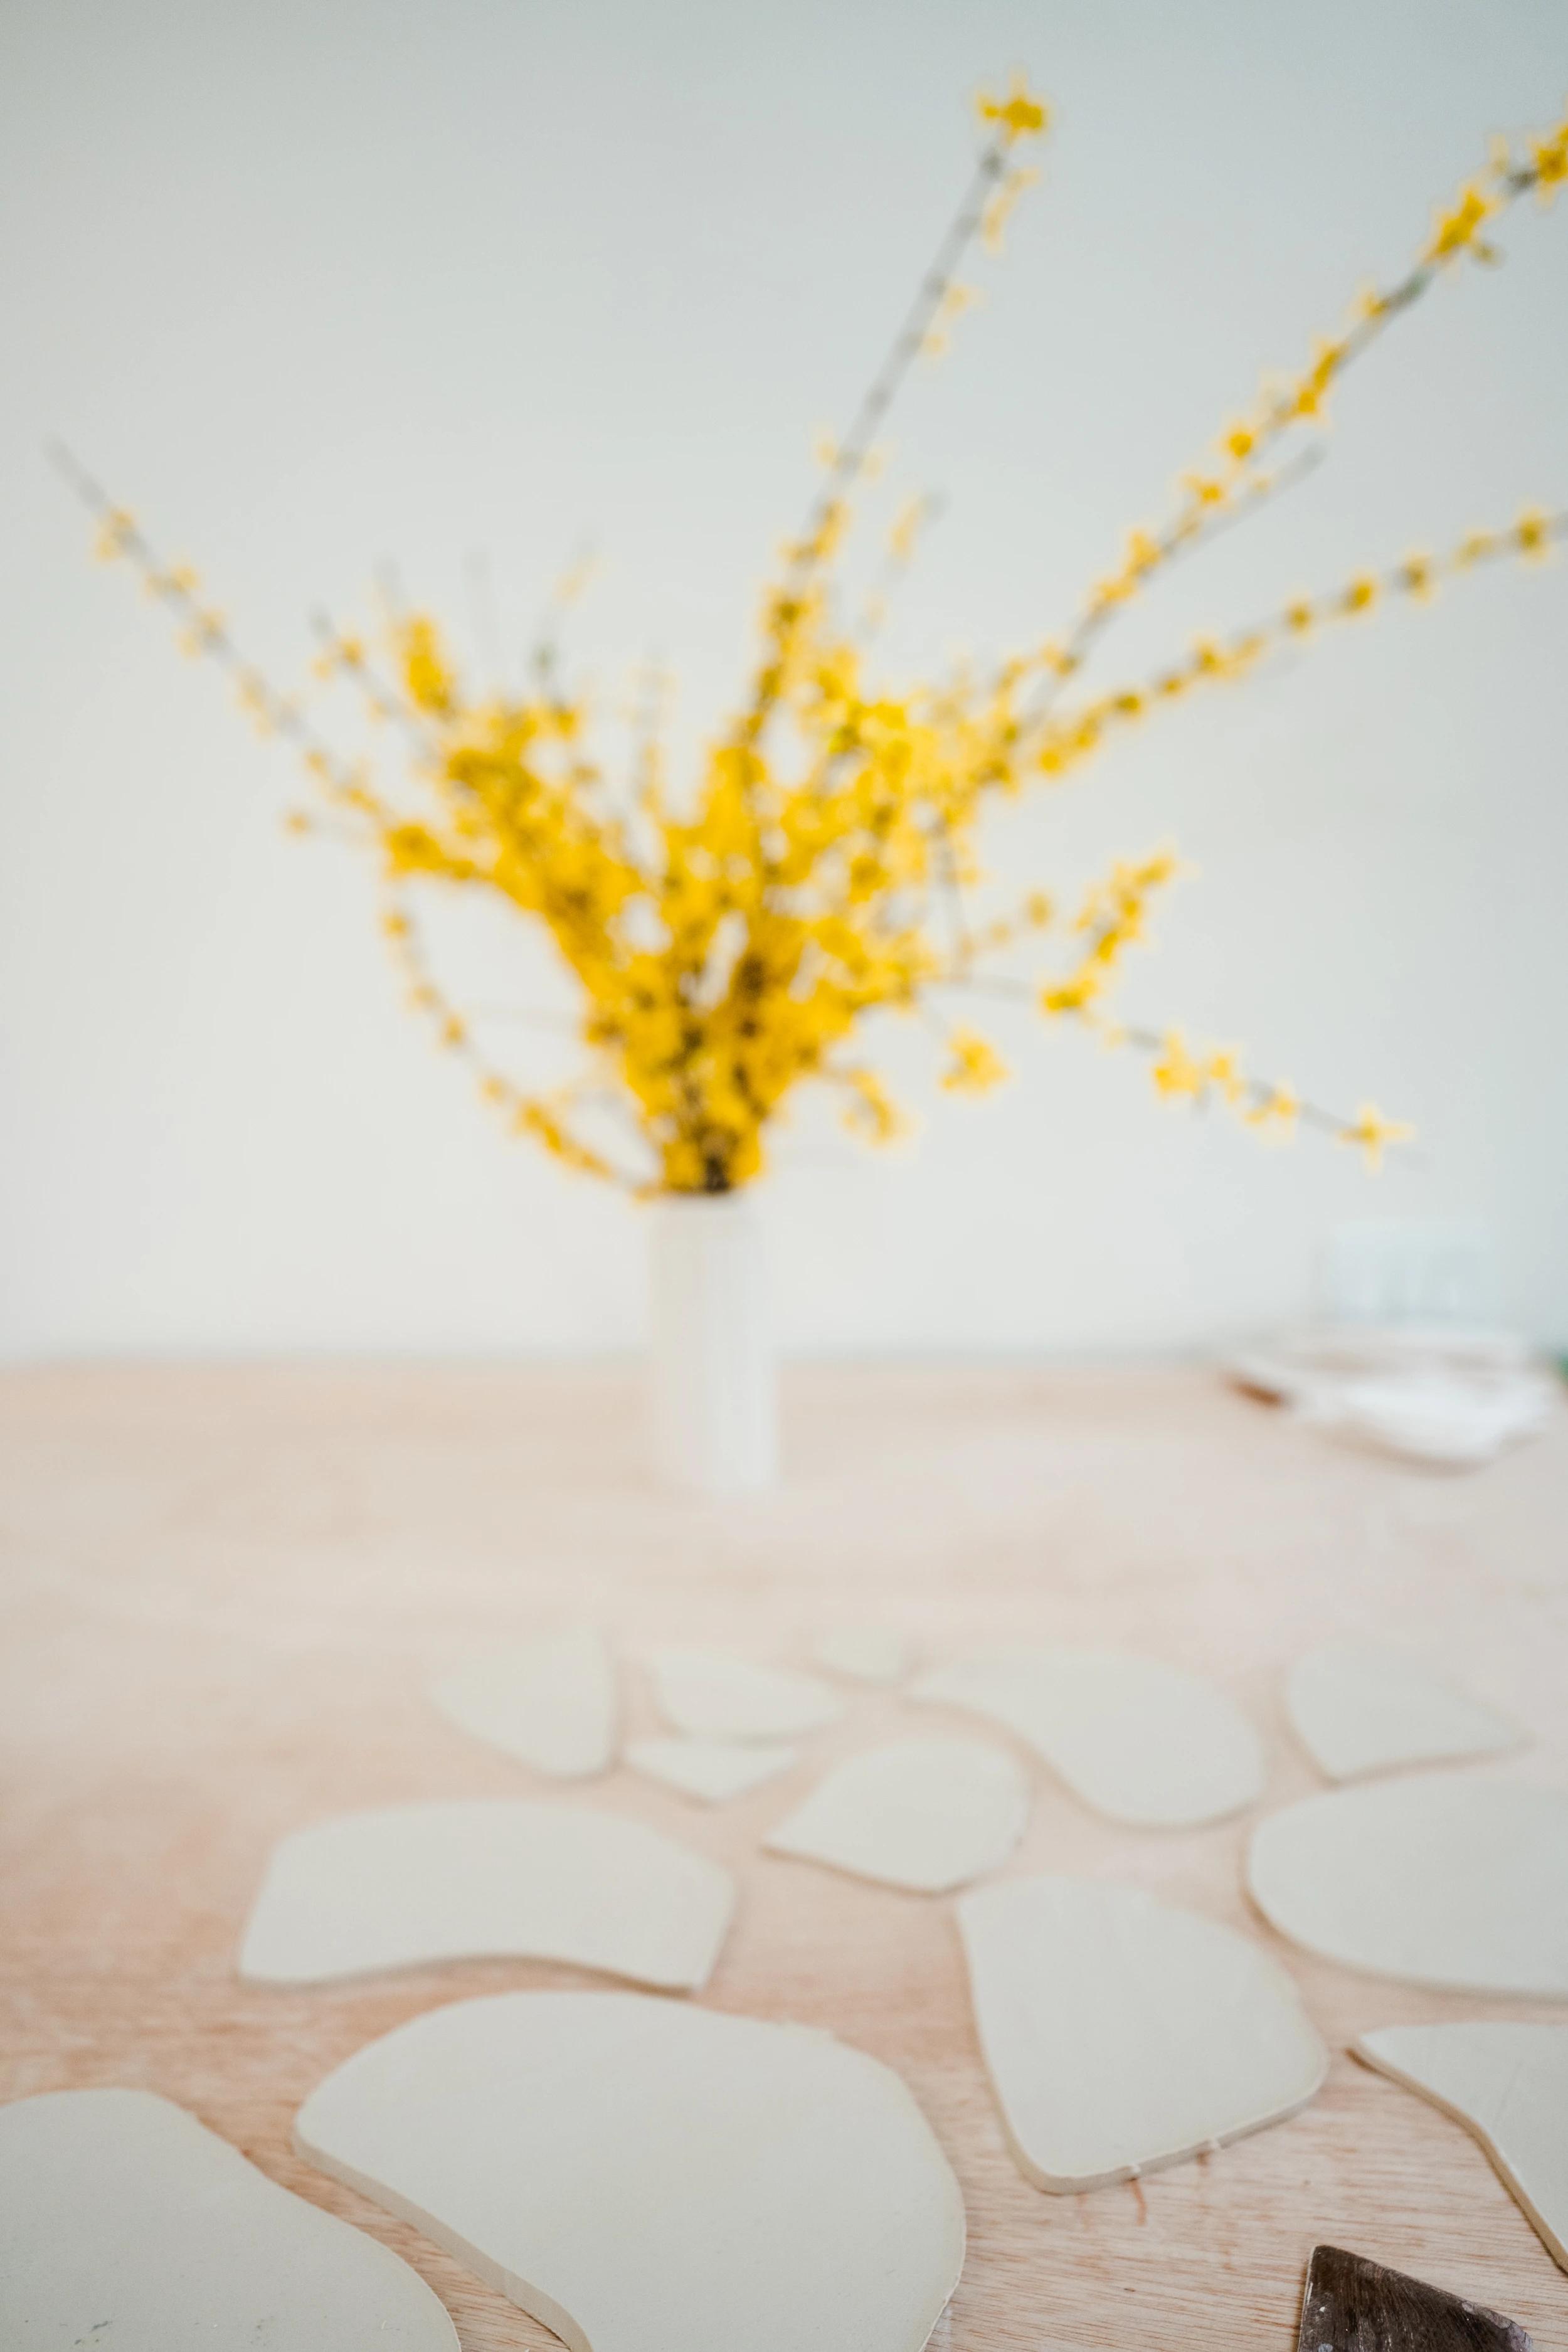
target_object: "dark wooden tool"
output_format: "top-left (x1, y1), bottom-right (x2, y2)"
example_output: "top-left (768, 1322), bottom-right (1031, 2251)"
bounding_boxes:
top-left (1298, 2245), bottom-right (1534, 2351)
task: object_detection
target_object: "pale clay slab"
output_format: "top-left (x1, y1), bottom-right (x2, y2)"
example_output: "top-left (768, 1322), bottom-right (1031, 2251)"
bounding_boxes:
top-left (432, 1628), bottom-right (618, 1777)
top-left (625, 1735), bottom-right (798, 1803)
top-left (914, 1645), bottom-right (1263, 1827)
top-left (240, 1799), bottom-right (733, 1990)
top-left (0, 2087), bottom-right (457, 2351)
top-left (295, 1989), bottom-right (966, 2352)
top-left (958, 1875), bottom-right (1328, 2193)
top-left (766, 1737), bottom-right (1030, 1893)
top-left (1286, 1639), bottom-right (1520, 1782)
top-left (1247, 1773), bottom-right (1568, 1996)
top-left (648, 1645), bottom-right (845, 1740)
top-left (1355, 2022), bottom-right (1568, 2272)
top-left (813, 1628), bottom-right (913, 1685)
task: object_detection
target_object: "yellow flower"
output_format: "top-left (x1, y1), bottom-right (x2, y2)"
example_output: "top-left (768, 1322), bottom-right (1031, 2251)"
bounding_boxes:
top-left (75, 82), bottom-right (1565, 1202)
top-left (92, 507), bottom-right (135, 562)
top-left (1041, 971), bottom-right (1099, 1015)
top-left (1532, 117), bottom-right (1568, 197)
top-left (397, 615), bottom-right (455, 715)
top-left (1245, 1084), bottom-right (1300, 1139)
top-left (327, 632), bottom-right (366, 673)
top-left (940, 1029), bottom-right (1008, 1093)
top-left (977, 77), bottom-right (1048, 144)
top-left (1342, 1101), bottom-right (1414, 1169)
top-left (981, 165), bottom-right (1039, 253)
top-left (1152, 1030), bottom-right (1204, 1098)
top-left (1293, 339), bottom-right (1344, 419)
top-left (1426, 181), bottom-right (1497, 262)
top-left (177, 607), bottom-right (226, 657)
top-left (839, 1068), bottom-right (906, 1143)
top-left (1516, 506), bottom-right (1552, 558)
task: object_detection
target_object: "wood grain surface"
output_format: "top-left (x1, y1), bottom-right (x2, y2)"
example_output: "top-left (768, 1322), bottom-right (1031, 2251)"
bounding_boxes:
top-left (3, 1362), bottom-right (1565, 2351)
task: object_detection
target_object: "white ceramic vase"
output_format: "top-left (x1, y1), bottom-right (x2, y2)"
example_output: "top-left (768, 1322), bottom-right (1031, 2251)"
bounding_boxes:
top-left (648, 1192), bottom-right (778, 1495)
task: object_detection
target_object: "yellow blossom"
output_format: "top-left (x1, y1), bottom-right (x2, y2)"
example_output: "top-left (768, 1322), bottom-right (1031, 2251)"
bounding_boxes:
top-left (93, 507), bottom-right (135, 561)
top-left (1152, 1030), bottom-right (1204, 1098)
top-left (397, 615), bottom-right (455, 715)
top-left (977, 77), bottom-right (1048, 144)
top-left (1246, 1084), bottom-right (1300, 1138)
top-left (1516, 506), bottom-right (1552, 558)
top-left (1342, 1101), bottom-right (1414, 1169)
top-left (981, 164), bottom-right (1039, 252)
top-left (1532, 115), bottom-right (1568, 197)
top-left (1426, 181), bottom-right (1497, 262)
top-left (941, 1029), bottom-right (1008, 1093)
top-left (71, 78), bottom-right (1559, 1200)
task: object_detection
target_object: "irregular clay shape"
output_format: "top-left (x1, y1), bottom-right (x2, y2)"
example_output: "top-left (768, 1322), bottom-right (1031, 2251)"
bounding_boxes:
top-left (1297, 2243), bottom-right (1534, 2352)
top-left (432, 1628), bottom-right (618, 1777)
top-left (296, 1990), bottom-right (965, 2352)
top-left (914, 1645), bottom-right (1263, 1827)
top-left (766, 1738), bottom-right (1029, 1893)
top-left (0, 2087), bottom-right (457, 2351)
top-left (1247, 1774), bottom-right (1568, 1996)
top-left (813, 1628), bottom-right (913, 1685)
top-left (1355, 2023), bottom-right (1568, 2272)
top-left (1286, 1639), bottom-right (1520, 1782)
top-left (648, 1645), bottom-right (844, 1740)
top-left (626, 1735), bottom-right (797, 1803)
top-left (958, 1875), bottom-right (1327, 2191)
top-left (240, 1799), bottom-right (733, 1990)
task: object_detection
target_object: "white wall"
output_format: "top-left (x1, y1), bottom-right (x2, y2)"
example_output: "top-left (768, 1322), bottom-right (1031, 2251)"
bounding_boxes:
top-left (3, 0), bottom-right (1566, 1359)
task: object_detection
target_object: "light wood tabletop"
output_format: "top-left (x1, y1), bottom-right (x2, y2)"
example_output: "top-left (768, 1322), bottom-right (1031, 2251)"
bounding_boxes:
top-left (3, 1361), bottom-right (1565, 2349)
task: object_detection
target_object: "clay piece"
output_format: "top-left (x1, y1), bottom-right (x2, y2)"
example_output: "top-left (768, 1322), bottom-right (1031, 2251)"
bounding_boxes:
top-left (1286, 1640), bottom-right (1520, 1782)
top-left (625, 1735), bottom-right (797, 1804)
top-left (432, 1628), bottom-right (618, 1777)
top-left (1296, 2242), bottom-right (1534, 2352)
top-left (813, 1628), bottom-right (913, 1685)
top-left (914, 1645), bottom-right (1263, 1828)
top-left (0, 2087), bottom-right (457, 2351)
top-left (240, 1799), bottom-right (734, 1990)
top-left (1355, 2023), bottom-right (1568, 2272)
top-left (296, 1989), bottom-right (965, 2352)
top-left (958, 1875), bottom-right (1327, 2192)
top-left (648, 1645), bottom-right (845, 1740)
top-left (1247, 1774), bottom-right (1568, 1996)
top-left (765, 1738), bottom-right (1030, 1894)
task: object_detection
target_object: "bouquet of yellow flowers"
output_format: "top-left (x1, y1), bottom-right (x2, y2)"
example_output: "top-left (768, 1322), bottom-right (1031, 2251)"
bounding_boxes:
top-left (66, 77), bottom-right (1567, 1197)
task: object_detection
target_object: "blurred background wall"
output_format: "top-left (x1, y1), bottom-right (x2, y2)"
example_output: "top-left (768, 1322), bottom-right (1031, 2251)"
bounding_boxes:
top-left (2, 0), bottom-right (1565, 1360)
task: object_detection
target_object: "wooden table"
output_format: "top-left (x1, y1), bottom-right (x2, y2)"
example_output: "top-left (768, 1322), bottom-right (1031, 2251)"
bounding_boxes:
top-left (3, 1362), bottom-right (1566, 2349)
